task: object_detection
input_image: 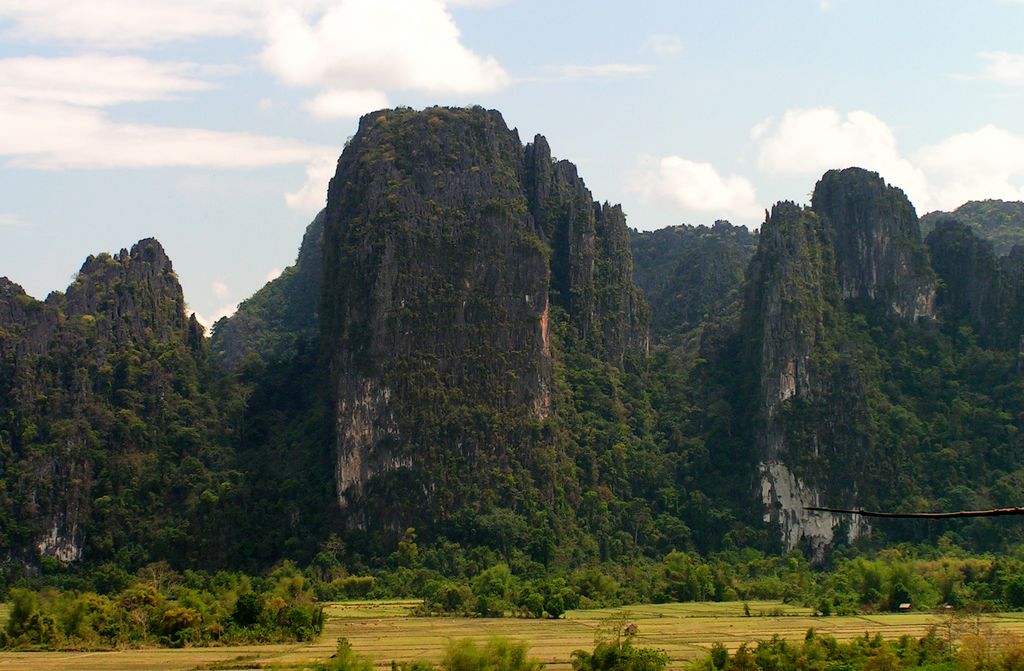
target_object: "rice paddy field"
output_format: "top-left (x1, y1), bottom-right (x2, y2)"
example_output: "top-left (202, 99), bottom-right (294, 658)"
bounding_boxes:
top-left (2, 599), bottom-right (1024, 671)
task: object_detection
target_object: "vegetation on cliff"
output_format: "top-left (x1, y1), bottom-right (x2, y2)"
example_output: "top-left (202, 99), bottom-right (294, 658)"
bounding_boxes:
top-left (0, 109), bottom-right (1023, 593)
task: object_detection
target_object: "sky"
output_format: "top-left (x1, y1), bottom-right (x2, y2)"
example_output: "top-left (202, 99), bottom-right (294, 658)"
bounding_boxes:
top-left (2, 0), bottom-right (1024, 326)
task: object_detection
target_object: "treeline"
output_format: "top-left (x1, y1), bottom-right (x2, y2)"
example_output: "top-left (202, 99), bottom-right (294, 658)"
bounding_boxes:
top-left (1, 561), bottom-right (322, 649)
top-left (9, 539), bottom-right (1024, 650)
top-left (319, 537), bottom-right (1024, 617)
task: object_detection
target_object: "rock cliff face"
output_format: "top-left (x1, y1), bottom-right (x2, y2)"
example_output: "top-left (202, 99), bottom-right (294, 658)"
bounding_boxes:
top-left (320, 106), bottom-right (645, 528)
top-left (743, 203), bottom-right (868, 557)
top-left (746, 169), bottom-right (939, 556)
top-left (812, 168), bottom-right (935, 319)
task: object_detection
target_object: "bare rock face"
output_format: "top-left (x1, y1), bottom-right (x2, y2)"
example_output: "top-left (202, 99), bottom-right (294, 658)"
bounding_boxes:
top-left (321, 107), bottom-right (645, 529)
top-left (743, 203), bottom-right (867, 557)
top-left (812, 168), bottom-right (935, 320)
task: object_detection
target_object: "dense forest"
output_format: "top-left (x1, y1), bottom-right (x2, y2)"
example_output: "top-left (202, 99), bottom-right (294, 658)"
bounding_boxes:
top-left (1, 106), bottom-right (1023, 594)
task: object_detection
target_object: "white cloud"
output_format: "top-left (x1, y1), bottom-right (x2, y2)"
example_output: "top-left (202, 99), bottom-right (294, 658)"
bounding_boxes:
top-left (192, 302), bottom-right (238, 329)
top-left (750, 116), bottom-right (773, 141)
top-left (974, 51), bottom-right (1024, 84)
top-left (266, 267), bottom-right (282, 281)
top-left (633, 154), bottom-right (762, 222)
top-left (0, 212), bottom-right (24, 226)
top-left (305, 88), bottom-right (389, 119)
top-left (0, 2), bottom-right (508, 121)
top-left (258, 97), bottom-right (274, 112)
top-left (444, 0), bottom-right (507, 6)
top-left (286, 152), bottom-right (338, 212)
top-left (754, 106), bottom-right (1024, 212)
top-left (756, 107), bottom-right (931, 209)
top-left (0, 53), bottom-right (330, 170)
top-left (0, 0), bottom-right (270, 48)
top-left (212, 280), bottom-right (229, 299)
top-left (540, 64), bottom-right (655, 80)
top-left (914, 125), bottom-right (1024, 208)
top-left (0, 96), bottom-right (330, 169)
top-left (262, 0), bottom-right (509, 108)
top-left (646, 34), bottom-right (683, 57)
top-left (0, 55), bottom-right (211, 107)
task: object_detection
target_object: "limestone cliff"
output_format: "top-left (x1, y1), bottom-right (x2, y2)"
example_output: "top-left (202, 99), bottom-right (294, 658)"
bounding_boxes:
top-left (812, 168), bottom-right (935, 320)
top-left (320, 106), bottom-right (646, 529)
top-left (747, 169), bottom-right (939, 556)
top-left (743, 202), bottom-right (869, 557)
top-left (0, 240), bottom-right (227, 565)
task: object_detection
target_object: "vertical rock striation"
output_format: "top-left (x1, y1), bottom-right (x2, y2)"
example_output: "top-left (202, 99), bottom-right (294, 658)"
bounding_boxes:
top-left (320, 106), bottom-right (645, 529)
top-left (747, 169), bottom-right (938, 557)
top-left (812, 168), bottom-right (935, 319)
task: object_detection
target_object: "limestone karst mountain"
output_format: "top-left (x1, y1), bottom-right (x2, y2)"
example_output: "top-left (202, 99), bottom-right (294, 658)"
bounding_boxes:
top-left (2, 110), bottom-right (1023, 570)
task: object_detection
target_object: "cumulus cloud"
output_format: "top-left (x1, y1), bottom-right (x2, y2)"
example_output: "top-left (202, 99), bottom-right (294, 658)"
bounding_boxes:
top-left (0, 213), bottom-right (24, 227)
top-left (633, 154), bottom-right (762, 222)
top-left (286, 152), bottom-right (338, 212)
top-left (266, 267), bottom-right (282, 282)
top-left (753, 106), bottom-right (1024, 212)
top-left (914, 125), bottom-right (1024, 207)
top-left (212, 280), bottom-right (229, 299)
top-left (304, 88), bottom-right (390, 119)
top-left (756, 107), bottom-right (931, 209)
top-left (262, 0), bottom-right (508, 114)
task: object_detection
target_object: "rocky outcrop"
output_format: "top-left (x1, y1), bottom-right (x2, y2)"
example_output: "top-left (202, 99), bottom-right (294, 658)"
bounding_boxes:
top-left (744, 172), bottom-right (942, 557)
top-left (812, 168), bottom-right (935, 319)
top-left (524, 136), bottom-right (647, 362)
top-left (0, 239), bottom-right (219, 565)
top-left (211, 210), bottom-right (325, 370)
top-left (743, 202), bottom-right (869, 557)
top-left (321, 106), bottom-right (646, 527)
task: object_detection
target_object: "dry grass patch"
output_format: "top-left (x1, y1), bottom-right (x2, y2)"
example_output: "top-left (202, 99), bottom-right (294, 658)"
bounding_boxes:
top-left (5, 601), bottom-right (1024, 671)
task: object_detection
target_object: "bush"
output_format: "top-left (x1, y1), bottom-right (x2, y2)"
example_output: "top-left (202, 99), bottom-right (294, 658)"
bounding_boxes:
top-left (571, 640), bottom-right (669, 671)
top-left (443, 637), bottom-right (542, 671)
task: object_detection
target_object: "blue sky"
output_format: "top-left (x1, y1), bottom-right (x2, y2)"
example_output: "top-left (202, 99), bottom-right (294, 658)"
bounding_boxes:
top-left (1, 0), bottom-right (1023, 325)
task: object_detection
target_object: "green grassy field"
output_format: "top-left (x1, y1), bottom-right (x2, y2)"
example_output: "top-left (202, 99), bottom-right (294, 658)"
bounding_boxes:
top-left (1, 600), bottom-right (1022, 671)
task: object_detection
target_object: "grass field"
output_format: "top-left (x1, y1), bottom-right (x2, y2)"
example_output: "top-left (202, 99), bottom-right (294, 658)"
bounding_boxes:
top-left (2, 600), bottom-right (1024, 671)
